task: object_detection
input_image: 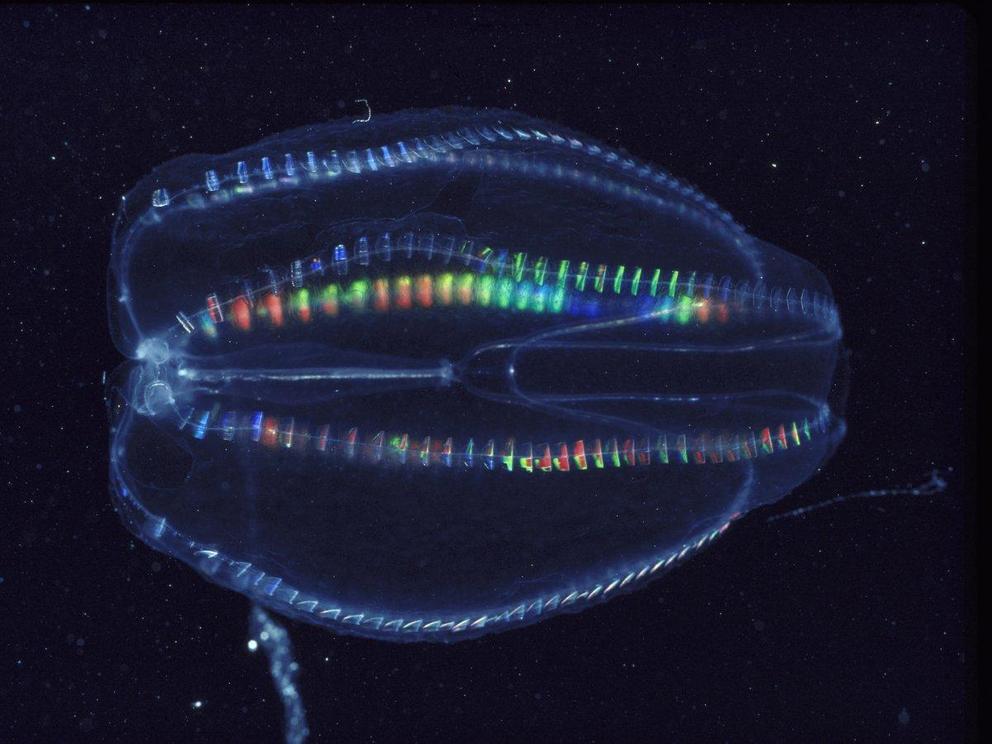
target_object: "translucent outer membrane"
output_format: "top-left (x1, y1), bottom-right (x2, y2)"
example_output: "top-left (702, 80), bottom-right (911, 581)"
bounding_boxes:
top-left (107, 107), bottom-right (845, 641)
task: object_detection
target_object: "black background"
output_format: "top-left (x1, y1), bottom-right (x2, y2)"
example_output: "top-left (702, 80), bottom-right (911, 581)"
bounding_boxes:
top-left (2, 5), bottom-right (977, 742)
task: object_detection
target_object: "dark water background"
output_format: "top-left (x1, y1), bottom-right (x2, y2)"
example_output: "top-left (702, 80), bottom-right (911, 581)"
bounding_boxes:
top-left (2, 6), bottom-right (977, 742)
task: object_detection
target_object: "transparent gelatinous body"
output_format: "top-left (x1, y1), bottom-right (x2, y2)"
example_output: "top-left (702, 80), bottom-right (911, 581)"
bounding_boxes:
top-left (107, 107), bottom-right (845, 641)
